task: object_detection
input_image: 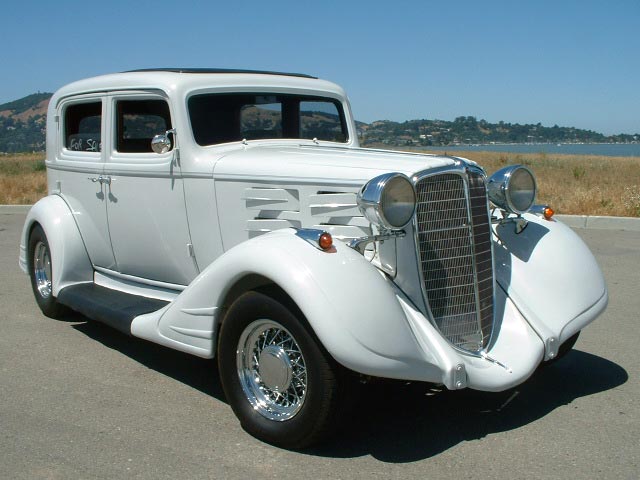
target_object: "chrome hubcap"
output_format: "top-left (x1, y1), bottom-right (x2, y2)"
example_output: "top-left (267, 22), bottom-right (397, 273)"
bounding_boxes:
top-left (258, 345), bottom-right (294, 391)
top-left (236, 320), bottom-right (307, 421)
top-left (33, 241), bottom-right (52, 298)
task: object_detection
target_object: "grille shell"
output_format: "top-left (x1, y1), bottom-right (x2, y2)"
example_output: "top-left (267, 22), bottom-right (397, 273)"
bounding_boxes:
top-left (413, 167), bottom-right (494, 352)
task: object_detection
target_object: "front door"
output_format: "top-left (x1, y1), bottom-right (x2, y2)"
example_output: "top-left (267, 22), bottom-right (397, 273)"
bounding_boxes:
top-left (103, 93), bottom-right (198, 286)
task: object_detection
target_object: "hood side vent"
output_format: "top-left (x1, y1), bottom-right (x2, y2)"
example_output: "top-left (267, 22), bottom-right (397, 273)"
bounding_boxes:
top-left (309, 192), bottom-right (360, 217)
top-left (244, 187), bottom-right (301, 237)
top-left (309, 191), bottom-right (370, 240)
top-left (243, 187), bottom-right (300, 211)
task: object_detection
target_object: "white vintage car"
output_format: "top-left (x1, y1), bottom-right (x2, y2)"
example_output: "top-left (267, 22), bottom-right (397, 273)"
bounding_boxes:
top-left (20, 69), bottom-right (608, 448)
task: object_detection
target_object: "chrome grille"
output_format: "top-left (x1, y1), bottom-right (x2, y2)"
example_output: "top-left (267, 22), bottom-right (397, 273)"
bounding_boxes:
top-left (414, 170), bottom-right (494, 352)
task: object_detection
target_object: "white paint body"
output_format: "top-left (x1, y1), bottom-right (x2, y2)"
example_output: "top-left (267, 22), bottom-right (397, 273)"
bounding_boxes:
top-left (20, 71), bottom-right (607, 392)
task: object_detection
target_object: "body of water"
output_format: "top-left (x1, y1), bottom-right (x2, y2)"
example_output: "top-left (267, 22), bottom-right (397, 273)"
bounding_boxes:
top-left (421, 143), bottom-right (640, 157)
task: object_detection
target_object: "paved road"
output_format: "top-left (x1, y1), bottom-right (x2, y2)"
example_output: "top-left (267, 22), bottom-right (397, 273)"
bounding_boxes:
top-left (1, 213), bottom-right (638, 479)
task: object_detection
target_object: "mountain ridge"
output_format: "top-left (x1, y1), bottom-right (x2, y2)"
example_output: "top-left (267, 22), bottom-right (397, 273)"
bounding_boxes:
top-left (1, 93), bottom-right (637, 153)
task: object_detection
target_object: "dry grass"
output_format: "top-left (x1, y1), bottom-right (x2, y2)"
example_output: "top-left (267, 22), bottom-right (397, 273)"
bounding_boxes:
top-left (0, 153), bottom-right (48, 204)
top-left (2, 151), bottom-right (640, 217)
top-left (417, 150), bottom-right (640, 217)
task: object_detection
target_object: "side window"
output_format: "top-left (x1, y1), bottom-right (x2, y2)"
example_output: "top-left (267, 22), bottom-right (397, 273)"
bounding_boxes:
top-left (300, 101), bottom-right (346, 142)
top-left (116, 99), bottom-right (172, 153)
top-left (64, 102), bottom-right (102, 152)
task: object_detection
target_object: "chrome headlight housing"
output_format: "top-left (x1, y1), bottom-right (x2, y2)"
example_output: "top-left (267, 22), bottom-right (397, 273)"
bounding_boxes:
top-left (487, 165), bottom-right (537, 214)
top-left (357, 172), bottom-right (417, 230)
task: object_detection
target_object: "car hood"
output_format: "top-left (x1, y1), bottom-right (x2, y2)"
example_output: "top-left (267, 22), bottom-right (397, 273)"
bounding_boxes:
top-left (213, 144), bottom-right (461, 186)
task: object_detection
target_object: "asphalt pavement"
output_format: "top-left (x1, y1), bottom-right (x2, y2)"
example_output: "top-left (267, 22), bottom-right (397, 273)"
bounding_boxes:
top-left (1, 212), bottom-right (638, 479)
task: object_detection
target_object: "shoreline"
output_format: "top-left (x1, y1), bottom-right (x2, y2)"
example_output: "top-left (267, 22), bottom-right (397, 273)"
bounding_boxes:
top-left (395, 143), bottom-right (640, 158)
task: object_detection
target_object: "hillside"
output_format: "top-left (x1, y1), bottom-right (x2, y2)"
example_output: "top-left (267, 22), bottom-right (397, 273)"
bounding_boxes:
top-left (358, 116), bottom-right (639, 147)
top-left (0, 93), bottom-right (638, 153)
top-left (0, 93), bottom-right (52, 152)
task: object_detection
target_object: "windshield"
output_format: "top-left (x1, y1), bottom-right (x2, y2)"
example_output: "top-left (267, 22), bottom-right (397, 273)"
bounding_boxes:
top-left (188, 93), bottom-right (349, 146)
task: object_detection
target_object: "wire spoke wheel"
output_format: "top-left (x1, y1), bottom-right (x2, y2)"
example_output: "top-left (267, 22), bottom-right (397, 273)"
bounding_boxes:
top-left (236, 320), bottom-right (307, 421)
top-left (218, 291), bottom-right (346, 448)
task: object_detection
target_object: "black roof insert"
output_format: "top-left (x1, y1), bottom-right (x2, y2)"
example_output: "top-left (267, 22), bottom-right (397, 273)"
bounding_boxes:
top-left (124, 68), bottom-right (317, 79)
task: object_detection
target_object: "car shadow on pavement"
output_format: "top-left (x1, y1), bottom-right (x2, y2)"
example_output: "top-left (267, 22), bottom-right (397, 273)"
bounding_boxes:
top-left (70, 319), bottom-right (627, 462)
top-left (307, 350), bottom-right (628, 462)
top-left (71, 319), bottom-right (225, 401)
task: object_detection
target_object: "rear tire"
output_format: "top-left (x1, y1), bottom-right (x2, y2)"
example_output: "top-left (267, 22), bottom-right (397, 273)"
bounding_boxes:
top-left (217, 291), bottom-right (345, 449)
top-left (28, 225), bottom-right (67, 319)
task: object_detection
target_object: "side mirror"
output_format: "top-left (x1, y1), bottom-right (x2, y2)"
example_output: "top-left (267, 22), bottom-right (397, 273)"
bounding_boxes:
top-left (151, 129), bottom-right (175, 154)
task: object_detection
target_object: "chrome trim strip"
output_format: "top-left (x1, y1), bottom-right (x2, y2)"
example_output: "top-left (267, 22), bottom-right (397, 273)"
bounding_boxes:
top-left (46, 162), bottom-right (217, 180)
top-left (46, 163), bottom-right (104, 175)
top-left (212, 173), bottom-right (368, 186)
top-left (529, 204), bottom-right (551, 216)
top-left (469, 164), bottom-right (498, 350)
top-left (294, 228), bottom-right (330, 250)
top-left (348, 230), bottom-right (405, 255)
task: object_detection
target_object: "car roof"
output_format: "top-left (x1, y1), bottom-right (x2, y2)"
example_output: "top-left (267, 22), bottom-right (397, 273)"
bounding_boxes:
top-left (124, 68), bottom-right (317, 79)
top-left (51, 69), bottom-right (345, 105)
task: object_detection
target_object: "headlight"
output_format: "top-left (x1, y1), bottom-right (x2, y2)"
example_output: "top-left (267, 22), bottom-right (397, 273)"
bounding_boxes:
top-left (487, 165), bottom-right (537, 214)
top-left (357, 173), bottom-right (416, 229)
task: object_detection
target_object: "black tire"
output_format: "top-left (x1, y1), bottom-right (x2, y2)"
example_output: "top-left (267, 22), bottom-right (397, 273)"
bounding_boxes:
top-left (545, 331), bottom-right (581, 366)
top-left (556, 331), bottom-right (581, 361)
top-left (217, 291), bottom-right (345, 449)
top-left (28, 225), bottom-right (67, 319)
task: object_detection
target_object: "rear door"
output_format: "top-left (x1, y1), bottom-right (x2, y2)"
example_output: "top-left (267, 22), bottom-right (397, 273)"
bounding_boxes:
top-left (55, 96), bottom-right (116, 269)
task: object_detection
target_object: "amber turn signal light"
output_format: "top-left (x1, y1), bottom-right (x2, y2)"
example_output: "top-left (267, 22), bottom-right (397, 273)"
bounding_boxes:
top-left (318, 232), bottom-right (333, 250)
top-left (543, 206), bottom-right (555, 220)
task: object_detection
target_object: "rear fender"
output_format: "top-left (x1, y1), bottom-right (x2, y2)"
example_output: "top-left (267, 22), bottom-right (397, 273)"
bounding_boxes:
top-left (19, 196), bottom-right (93, 295)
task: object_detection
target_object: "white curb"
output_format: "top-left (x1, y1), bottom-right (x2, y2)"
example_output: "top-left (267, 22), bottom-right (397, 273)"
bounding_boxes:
top-left (0, 205), bottom-right (32, 214)
top-left (555, 214), bottom-right (640, 232)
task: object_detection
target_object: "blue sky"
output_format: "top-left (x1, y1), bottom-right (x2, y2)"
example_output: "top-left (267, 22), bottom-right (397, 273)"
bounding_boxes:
top-left (1, 0), bottom-right (638, 135)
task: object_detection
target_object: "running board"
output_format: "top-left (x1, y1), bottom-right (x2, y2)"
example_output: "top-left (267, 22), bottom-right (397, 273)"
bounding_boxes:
top-left (57, 283), bottom-right (169, 335)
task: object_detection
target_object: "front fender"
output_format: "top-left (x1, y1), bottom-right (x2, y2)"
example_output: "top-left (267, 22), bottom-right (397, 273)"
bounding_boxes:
top-left (132, 229), bottom-right (457, 383)
top-left (19, 195), bottom-right (93, 295)
top-left (494, 214), bottom-right (608, 359)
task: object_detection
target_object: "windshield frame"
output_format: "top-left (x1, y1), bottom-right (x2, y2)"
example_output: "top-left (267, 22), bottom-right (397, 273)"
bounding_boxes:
top-left (186, 91), bottom-right (350, 147)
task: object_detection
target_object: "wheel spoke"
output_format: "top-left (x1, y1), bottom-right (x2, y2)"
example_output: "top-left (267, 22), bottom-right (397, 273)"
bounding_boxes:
top-left (237, 320), bottom-right (307, 421)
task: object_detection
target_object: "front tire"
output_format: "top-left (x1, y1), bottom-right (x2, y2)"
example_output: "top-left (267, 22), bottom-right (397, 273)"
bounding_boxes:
top-left (554, 331), bottom-right (581, 362)
top-left (217, 291), bottom-right (344, 449)
top-left (543, 332), bottom-right (581, 367)
top-left (28, 225), bottom-right (67, 319)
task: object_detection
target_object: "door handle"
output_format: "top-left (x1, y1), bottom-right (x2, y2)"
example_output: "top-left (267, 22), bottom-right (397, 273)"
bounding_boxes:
top-left (87, 175), bottom-right (112, 185)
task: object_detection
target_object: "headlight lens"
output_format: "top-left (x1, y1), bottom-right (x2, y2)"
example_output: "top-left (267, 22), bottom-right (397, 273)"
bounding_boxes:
top-left (487, 165), bottom-right (537, 214)
top-left (357, 173), bottom-right (416, 229)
